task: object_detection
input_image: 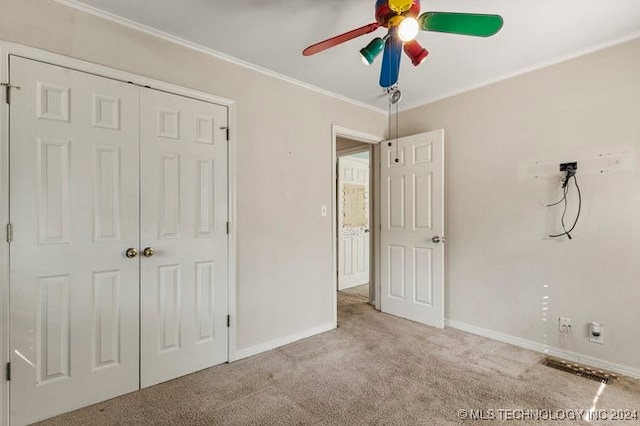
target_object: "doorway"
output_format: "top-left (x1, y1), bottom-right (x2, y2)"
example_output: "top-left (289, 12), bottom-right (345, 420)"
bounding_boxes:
top-left (330, 126), bottom-right (445, 330)
top-left (337, 149), bottom-right (370, 294)
top-left (331, 126), bottom-right (383, 324)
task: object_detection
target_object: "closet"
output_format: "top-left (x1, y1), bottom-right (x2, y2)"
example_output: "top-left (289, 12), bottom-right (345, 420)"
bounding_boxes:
top-left (9, 56), bottom-right (229, 425)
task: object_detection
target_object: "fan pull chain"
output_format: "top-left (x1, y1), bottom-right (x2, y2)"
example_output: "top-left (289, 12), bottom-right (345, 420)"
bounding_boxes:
top-left (388, 96), bottom-right (392, 151)
top-left (387, 86), bottom-right (401, 164)
top-left (395, 99), bottom-right (400, 163)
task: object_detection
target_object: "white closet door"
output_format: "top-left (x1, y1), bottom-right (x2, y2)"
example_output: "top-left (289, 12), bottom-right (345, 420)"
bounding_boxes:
top-left (140, 88), bottom-right (229, 387)
top-left (9, 56), bottom-right (140, 425)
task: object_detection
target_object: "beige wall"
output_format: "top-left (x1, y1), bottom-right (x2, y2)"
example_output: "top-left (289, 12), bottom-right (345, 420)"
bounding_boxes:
top-left (0, 1), bottom-right (386, 415)
top-left (401, 37), bottom-right (640, 372)
top-left (2, 1), bottom-right (638, 422)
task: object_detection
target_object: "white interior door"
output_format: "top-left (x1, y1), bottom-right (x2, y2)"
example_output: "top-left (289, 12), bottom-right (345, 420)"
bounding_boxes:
top-left (338, 155), bottom-right (370, 290)
top-left (380, 130), bottom-right (444, 327)
top-left (9, 56), bottom-right (140, 425)
top-left (140, 88), bottom-right (229, 387)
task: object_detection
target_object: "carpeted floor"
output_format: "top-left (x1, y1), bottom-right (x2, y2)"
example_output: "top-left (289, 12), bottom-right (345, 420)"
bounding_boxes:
top-left (37, 284), bottom-right (640, 425)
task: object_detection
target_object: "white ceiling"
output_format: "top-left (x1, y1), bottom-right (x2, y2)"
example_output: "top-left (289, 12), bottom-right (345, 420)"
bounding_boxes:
top-left (61, 0), bottom-right (640, 111)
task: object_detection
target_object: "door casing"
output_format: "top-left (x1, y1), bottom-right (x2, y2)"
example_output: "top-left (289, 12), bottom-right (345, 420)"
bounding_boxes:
top-left (0, 41), bottom-right (238, 426)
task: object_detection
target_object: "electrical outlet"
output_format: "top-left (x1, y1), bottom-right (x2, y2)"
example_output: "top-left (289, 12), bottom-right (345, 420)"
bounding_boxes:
top-left (559, 162), bottom-right (577, 172)
top-left (558, 317), bottom-right (572, 333)
top-left (589, 322), bottom-right (604, 344)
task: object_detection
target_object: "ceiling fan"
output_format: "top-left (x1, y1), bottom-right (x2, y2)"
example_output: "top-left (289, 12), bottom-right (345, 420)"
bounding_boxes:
top-left (302, 0), bottom-right (504, 89)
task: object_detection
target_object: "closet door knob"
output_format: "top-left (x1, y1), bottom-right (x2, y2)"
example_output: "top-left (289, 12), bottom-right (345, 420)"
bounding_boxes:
top-left (143, 247), bottom-right (155, 257)
top-left (125, 248), bottom-right (138, 258)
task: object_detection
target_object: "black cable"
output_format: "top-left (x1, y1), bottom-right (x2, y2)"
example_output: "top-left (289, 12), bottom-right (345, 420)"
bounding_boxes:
top-left (546, 184), bottom-right (568, 207)
top-left (548, 172), bottom-right (582, 240)
top-left (559, 186), bottom-right (570, 238)
top-left (564, 174), bottom-right (582, 235)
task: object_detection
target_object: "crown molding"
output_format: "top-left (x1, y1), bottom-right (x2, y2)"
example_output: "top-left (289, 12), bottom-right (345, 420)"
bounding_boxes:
top-left (52, 0), bottom-right (387, 115)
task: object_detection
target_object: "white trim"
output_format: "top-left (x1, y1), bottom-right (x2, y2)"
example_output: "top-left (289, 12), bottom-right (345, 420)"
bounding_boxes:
top-left (235, 323), bottom-right (335, 361)
top-left (445, 319), bottom-right (640, 380)
top-left (2, 42), bottom-right (235, 108)
top-left (0, 42), bottom-right (239, 404)
top-left (227, 105), bottom-right (238, 363)
top-left (402, 31), bottom-right (640, 112)
top-left (51, 0), bottom-right (386, 115)
top-left (331, 126), bottom-right (383, 328)
top-left (0, 42), bottom-right (8, 426)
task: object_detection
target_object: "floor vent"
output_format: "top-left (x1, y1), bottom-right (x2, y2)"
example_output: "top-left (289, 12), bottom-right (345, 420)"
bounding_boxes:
top-left (542, 357), bottom-right (615, 384)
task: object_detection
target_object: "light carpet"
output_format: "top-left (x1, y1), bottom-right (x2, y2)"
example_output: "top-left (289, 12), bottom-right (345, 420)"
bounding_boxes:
top-left (37, 285), bottom-right (640, 425)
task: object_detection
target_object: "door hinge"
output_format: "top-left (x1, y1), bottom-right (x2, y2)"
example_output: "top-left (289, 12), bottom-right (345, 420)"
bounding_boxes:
top-left (6, 223), bottom-right (12, 242)
top-left (6, 362), bottom-right (10, 381)
top-left (220, 126), bottom-right (229, 141)
top-left (226, 222), bottom-right (230, 234)
top-left (226, 315), bottom-right (230, 328)
top-left (1, 83), bottom-right (20, 105)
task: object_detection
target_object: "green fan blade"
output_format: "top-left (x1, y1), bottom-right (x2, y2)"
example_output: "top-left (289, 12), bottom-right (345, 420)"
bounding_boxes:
top-left (418, 12), bottom-right (503, 37)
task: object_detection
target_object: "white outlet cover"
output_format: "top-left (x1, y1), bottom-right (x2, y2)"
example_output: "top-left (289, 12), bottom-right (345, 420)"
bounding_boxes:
top-left (558, 317), bottom-right (572, 333)
top-left (589, 326), bottom-right (604, 344)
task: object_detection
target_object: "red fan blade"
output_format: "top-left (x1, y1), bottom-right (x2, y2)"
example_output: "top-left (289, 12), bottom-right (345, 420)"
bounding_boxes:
top-left (302, 23), bottom-right (380, 56)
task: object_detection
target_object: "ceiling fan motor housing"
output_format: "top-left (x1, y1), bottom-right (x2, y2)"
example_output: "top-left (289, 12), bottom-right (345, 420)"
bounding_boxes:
top-left (375, 0), bottom-right (421, 27)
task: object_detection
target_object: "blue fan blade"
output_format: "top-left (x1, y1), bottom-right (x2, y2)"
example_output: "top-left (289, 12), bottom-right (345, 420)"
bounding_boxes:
top-left (379, 36), bottom-right (402, 88)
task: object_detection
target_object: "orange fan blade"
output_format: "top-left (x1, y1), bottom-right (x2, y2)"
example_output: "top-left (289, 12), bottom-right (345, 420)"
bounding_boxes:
top-left (302, 23), bottom-right (380, 56)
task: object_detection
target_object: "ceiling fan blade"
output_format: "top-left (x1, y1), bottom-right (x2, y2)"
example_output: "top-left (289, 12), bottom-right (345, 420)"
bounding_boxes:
top-left (379, 35), bottom-right (402, 88)
top-left (302, 23), bottom-right (380, 56)
top-left (418, 12), bottom-right (504, 37)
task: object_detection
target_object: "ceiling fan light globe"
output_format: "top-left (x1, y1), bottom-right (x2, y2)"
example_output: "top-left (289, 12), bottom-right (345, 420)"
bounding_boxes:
top-left (360, 37), bottom-right (385, 65)
top-left (404, 40), bottom-right (429, 66)
top-left (398, 17), bottom-right (419, 42)
top-left (360, 53), bottom-right (373, 65)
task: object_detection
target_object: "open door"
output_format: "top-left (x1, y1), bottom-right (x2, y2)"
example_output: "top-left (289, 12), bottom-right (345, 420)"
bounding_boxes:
top-left (380, 130), bottom-right (444, 327)
top-left (337, 154), bottom-right (370, 290)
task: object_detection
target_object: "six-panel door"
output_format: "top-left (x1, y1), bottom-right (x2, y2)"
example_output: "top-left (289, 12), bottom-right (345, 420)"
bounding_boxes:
top-left (9, 56), bottom-right (230, 424)
top-left (380, 130), bottom-right (445, 327)
top-left (338, 155), bottom-right (371, 290)
top-left (139, 88), bottom-right (229, 388)
top-left (9, 56), bottom-right (141, 425)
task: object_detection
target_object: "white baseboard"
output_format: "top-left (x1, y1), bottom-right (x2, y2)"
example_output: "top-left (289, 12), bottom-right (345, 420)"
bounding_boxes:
top-left (234, 323), bottom-right (336, 361)
top-left (445, 319), bottom-right (640, 380)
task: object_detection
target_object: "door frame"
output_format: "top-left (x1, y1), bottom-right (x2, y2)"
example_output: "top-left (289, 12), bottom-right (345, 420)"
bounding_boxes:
top-left (331, 125), bottom-right (383, 327)
top-left (0, 41), bottom-right (239, 425)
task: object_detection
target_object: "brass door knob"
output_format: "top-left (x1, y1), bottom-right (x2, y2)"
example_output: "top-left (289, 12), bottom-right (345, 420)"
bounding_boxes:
top-left (143, 247), bottom-right (155, 257)
top-left (125, 248), bottom-right (138, 258)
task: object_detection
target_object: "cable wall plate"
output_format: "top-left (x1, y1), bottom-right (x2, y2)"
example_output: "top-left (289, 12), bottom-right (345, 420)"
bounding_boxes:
top-left (518, 151), bottom-right (635, 180)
